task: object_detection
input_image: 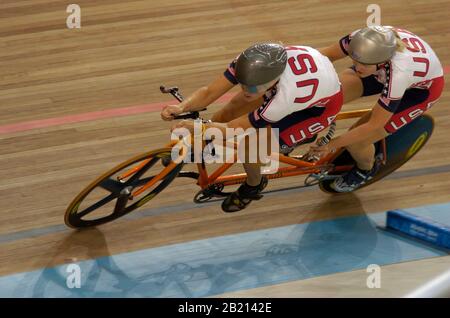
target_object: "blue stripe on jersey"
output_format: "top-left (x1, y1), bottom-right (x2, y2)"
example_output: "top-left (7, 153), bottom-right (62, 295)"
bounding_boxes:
top-left (248, 106), bottom-right (272, 128)
top-left (377, 63), bottom-right (402, 112)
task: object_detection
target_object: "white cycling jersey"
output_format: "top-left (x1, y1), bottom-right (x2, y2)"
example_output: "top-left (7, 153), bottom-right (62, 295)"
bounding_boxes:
top-left (224, 45), bottom-right (342, 128)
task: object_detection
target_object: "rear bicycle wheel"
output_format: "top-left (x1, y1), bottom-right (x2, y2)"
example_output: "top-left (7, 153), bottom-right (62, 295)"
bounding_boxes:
top-left (65, 148), bottom-right (183, 228)
top-left (319, 114), bottom-right (434, 193)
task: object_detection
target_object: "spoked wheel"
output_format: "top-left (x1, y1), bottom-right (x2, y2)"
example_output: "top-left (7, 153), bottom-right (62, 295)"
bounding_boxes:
top-left (319, 114), bottom-right (434, 193)
top-left (65, 148), bottom-right (184, 228)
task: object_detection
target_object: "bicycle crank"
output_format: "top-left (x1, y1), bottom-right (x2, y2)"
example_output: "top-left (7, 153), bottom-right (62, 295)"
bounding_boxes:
top-left (193, 183), bottom-right (230, 203)
top-left (304, 171), bottom-right (341, 186)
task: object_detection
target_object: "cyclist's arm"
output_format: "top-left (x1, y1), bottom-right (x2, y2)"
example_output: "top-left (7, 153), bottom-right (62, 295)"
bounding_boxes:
top-left (326, 102), bottom-right (392, 151)
top-left (204, 113), bottom-right (253, 137)
top-left (179, 75), bottom-right (234, 112)
top-left (204, 91), bottom-right (284, 136)
top-left (318, 42), bottom-right (347, 62)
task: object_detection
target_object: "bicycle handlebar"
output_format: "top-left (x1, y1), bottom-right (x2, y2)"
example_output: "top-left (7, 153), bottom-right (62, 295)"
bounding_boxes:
top-left (160, 85), bottom-right (184, 103)
top-left (173, 111), bottom-right (201, 120)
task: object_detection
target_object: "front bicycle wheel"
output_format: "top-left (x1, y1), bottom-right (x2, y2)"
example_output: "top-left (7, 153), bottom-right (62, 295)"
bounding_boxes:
top-left (65, 148), bottom-right (183, 228)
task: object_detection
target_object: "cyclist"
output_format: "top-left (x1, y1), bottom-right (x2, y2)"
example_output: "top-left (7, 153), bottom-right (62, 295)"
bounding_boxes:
top-left (162, 42), bottom-right (343, 212)
top-left (311, 25), bottom-right (444, 192)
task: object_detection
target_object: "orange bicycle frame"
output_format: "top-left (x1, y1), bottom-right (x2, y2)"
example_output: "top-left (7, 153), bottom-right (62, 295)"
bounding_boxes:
top-left (120, 108), bottom-right (384, 197)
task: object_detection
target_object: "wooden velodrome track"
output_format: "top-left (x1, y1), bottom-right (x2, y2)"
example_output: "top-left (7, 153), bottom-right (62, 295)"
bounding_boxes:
top-left (1, 0), bottom-right (449, 297)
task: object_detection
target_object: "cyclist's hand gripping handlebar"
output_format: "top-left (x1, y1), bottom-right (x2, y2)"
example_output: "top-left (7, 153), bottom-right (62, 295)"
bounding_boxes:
top-left (160, 85), bottom-right (205, 120)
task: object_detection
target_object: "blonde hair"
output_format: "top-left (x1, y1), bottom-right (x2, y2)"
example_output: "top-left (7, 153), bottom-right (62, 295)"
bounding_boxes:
top-left (392, 30), bottom-right (406, 52)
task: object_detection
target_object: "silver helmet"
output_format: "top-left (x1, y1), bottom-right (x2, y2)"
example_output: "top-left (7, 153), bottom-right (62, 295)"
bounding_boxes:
top-left (349, 26), bottom-right (397, 65)
top-left (235, 42), bottom-right (287, 87)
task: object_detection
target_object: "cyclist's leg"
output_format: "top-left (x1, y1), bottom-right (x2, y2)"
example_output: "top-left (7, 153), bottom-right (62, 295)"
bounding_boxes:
top-left (338, 66), bottom-right (385, 104)
top-left (222, 132), bottom-right (268, 213)
top-left (338, 68), bottom-right (385, 169)
top-left (346, 140), bottom-right (380, 170)
top-left (339, 68), bottom-right (364, 104)
top-left (239, 126), bottom-right (276, 186)
top-left (333, 77), bottom-right (445, 192)
top-left (242, 163), bottom-right (262, 186)
top-left (275, 91), bottom-right (343, 151)
top-left (239, 133), bottom-right (265, 186)
top-left (384, 77), bottom-right (444, 134)
top-left (345, 112), bottom-right (380, 170)
top-left (211, 91), bottom-right (264, 123)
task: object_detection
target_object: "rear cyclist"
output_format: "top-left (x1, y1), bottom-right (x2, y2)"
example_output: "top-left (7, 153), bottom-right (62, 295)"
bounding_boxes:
top-left (312, 25), bottom-right (444, 192)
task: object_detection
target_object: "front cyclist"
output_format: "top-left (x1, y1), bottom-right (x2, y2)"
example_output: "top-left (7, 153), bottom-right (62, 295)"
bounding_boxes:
top-left (163, 43), bottom-right (343, 212)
